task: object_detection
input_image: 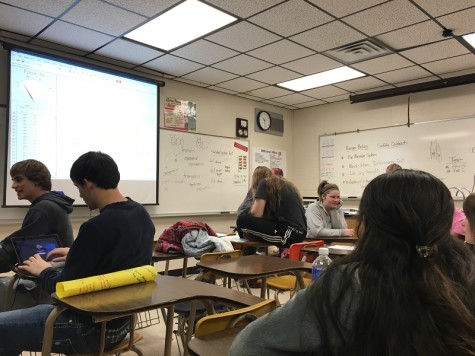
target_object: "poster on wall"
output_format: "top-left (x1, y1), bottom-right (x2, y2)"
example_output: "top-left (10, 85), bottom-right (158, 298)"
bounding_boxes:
top-left (251, 147), bottom-right (286, 175)
top-left (164, 97), bottom-right (196, 131)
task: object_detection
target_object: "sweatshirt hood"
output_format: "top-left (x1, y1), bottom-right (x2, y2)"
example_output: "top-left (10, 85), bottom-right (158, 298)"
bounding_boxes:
top-left (33, 191), bottom-right (75, 214)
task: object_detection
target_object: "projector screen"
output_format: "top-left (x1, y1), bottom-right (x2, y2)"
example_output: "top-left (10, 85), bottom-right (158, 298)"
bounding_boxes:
top-left (4, 48), bottom-right (159, 207)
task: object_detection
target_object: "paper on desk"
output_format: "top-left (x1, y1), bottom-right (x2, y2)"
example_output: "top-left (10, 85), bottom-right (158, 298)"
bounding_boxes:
top-left (56, 265), bottom-right (157, 299)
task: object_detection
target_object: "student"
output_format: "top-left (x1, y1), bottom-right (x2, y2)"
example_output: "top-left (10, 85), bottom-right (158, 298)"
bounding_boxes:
top-left (463, 193), bottom-right (475, 252)
top-left (236, 175), bottom-right (306, 247)
top-left (236, 166), bottom-right (273, 220)
top-left (452, 207), bottom-right (466, 239)
top-left (386, 162), bottom-right (402, 172)
top-left (230, 169), bottom-right (475, 355)
top-left (0, 151), bottom-right (156, 355)
top-left (0, 159), bottom-right (74, 273)
top-left (306, 180), bottom-right (354, 238)
top-left (271, 167), bottom-right (284, 177)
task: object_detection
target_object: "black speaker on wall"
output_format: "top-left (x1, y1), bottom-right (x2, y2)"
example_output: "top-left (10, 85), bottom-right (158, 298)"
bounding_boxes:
top-left (236, 118), bottom-right (248, 138)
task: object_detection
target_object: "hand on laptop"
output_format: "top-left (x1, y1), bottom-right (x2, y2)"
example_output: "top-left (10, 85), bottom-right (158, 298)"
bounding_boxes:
top-left (18, 254), bottom-right (52, 276)
top-left (46, 247), bottom-right (70, 262)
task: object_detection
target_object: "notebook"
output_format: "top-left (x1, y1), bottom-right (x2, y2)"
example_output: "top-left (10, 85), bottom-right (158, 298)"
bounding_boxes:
top-left (10, 234), bottom-right (62, 278)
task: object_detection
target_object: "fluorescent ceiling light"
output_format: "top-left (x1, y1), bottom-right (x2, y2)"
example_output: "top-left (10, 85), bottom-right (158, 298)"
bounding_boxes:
top-left (124, 0), bottom-right (236, 51)
top-left (462, 32), bottom-right (475, 49)
top-left (278, 67), bottom-right (365, 91)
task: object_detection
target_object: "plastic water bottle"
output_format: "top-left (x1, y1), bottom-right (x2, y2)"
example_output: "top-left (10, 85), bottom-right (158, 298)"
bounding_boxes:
top-left (312, 247), bottom-right (332, 281)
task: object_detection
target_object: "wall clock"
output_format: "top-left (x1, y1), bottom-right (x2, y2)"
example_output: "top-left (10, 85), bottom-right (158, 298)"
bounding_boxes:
top-left (257, 111), bottom-right (272, 131)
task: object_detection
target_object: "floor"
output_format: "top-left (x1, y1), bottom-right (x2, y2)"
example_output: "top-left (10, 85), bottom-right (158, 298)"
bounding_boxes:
top-left (20, 257), bottom-right (292, 356)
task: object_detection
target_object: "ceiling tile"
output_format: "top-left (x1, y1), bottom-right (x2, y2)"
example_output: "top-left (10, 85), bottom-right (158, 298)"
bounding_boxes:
top-left (95, 39), bottom-right (164, 65)
top-left (247, 40), bottom-right (315, 65)
top-left (351, 54), bottom-right (415, 74)
top-left (0, 4), bottom-right (52, 36)
top-left (437, 7), bottom-right (475, 36)
top-left (290, 21), bottom-right (365, 52)
top-left (272, 93), bottom-right (314, 105)
top-left (281, 54), bottom-right (341, 75)
top-left (246, 86), bottom-right (293, 99)
top-left (293, 99), bottom-right (326, 108)
top-left (343, 0), bottom-right (429, 36)
top-left (173, 77), bottom-right (210, 88)
top-left (171, 40), bottom-right (238, 65)
top-left (355, 84), bottom-right (395, 94)
top-left (37, 21), bottom-right (114, 52)
top-left (336, 76), bottom-right (389, 91)
top-left (302, 85), bottom-right (350, 99)
top-left (248, 0), bottom-right (333, 37)
top-left (29, 38), bottom-right (89, 56)
top-left (421, 54), bottom-right (475, 75)
top-left (206, 21), bottom-right (281, 52)
top-left (103, 0), bottom-right (181, 17)
top-left (204, 0), bottom-right (285, 18)
top-left (0, 0), bottom-right (77, 17)
top-left (215, 77), bottom-right (266, 92)
top-left (376, 20), bottom-right (445, 51)
top-left (374, 66), bottom-right (433, 84)
top-left (400, 39), bottom-right (469, 64)
top-left (307, 0), bottom-right (386, 18)
top-left (412, 0), bottom-right (475, 17)
top-left (207, 85), bottom-right (238, 94)
top-left (247, 66), bottom-right (301, 85)
top-left (440, 68), bottom-right (475, 78)
top-left (211, 55), bottom-right (273, 75)
top-left (393, 75), bottom-right (439, 86)
top-left (86, 52), bottom-right (137, 69)
top-left (181, 67), bottom-right (238, 85)
top-left (61, 0), bottom-right (146, 36)
top-left (322, 94), bottom-right (351, 103)
top-left (144, 54), bottom-right (204, 76)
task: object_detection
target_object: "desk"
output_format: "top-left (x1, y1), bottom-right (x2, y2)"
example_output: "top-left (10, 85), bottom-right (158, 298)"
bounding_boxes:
top-left (152, 251), bottom-right (189, 278)
top-left (197, 254), bottom-right (312, 298)
top-left (230, 238), bottom-right (275, 255)
top-left (307, 237), bottom-right (358, 245)
top-left (42, 275), bottom-right (264, 356)
top-left (188, 325), bottom-right (245, 356)
top-left (301, 245), bottom-right (355, 258)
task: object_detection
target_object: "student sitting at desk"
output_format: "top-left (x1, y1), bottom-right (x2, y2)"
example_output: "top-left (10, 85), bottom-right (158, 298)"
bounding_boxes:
top-left (236, 166), bottom-right (273, 239)
top-left (463, 193), bottom-right (475, 253)
top-left (236, 175), bottom-right (306, 247)
top-left (0, 151), bottom-right (155, 355)
top-left (305, 180), bottom-right (355, 238)
top-left (0, 159), bottom-right (74, 273)
top-left (230, 169), bottom-right (475, 355)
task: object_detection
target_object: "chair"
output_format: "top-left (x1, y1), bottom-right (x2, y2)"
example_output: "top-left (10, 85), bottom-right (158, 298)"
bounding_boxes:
top-left (187, 299), bottom-right (277, 356)
top-left (265, 240), bottom-right (324, 305)
top-left (174, 250), bottom-right (242, 353)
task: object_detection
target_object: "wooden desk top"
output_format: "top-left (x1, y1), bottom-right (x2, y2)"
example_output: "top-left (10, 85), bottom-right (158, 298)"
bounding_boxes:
top-left (152, 250), bottom-right (188, 262)
top-left (52, 275), bottom-right (264, 318)
top-left (196, 254), bottom-right (312, 279)
top-left (188, 325), bottom-right (245, 356)
top-left (302, 245), bottom-right (354, 256)
top-left (230, 239), bottom-right (274, 247)
top-left (307, 237), bottom-right (358, 244)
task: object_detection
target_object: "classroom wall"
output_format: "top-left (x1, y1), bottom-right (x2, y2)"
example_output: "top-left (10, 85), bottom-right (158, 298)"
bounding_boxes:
top-left (0, 46), bottom-right (294, 238)
top-left (293, 82), bottom-right (475, 209)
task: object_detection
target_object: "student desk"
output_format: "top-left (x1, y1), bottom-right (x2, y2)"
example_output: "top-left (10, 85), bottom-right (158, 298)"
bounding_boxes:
top-left (41, 275), bottom-right (264, 356)
top-left (152, 250), bottom-right (189, 277)
top-left (307, 237), bottom-right (358, 245)
top-left (196, 254), bottom-right (313, 298)
top-left (230, 238), bottom-right (275, 255)
top-left (301, 245), bottom-right (355, 259)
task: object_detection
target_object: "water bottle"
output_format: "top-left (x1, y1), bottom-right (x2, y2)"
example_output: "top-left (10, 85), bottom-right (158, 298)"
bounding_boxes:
top-left (312, 247), bottom-right (332, 281)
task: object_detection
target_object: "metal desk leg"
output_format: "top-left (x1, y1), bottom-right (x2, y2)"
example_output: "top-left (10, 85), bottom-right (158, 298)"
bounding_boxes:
top-left (183, 300), bottom-right (197, 356)
top-left (181, 257), bottom-right (189, 278)
top-left (164, 305), bottom-right (175, 356)
top-left (41, 305), bottom-right (67, 356)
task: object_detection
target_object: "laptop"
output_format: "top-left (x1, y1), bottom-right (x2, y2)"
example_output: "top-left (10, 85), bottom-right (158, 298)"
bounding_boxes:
top-left (10, 234), bottom-right (62, 278)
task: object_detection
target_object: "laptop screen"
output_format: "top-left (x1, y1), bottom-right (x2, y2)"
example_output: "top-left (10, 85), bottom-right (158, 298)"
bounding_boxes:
top-left (10, 234), bottom-right (61, 264)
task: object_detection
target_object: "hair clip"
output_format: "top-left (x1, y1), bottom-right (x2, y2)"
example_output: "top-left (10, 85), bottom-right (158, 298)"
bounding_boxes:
top-left (416, 245), bottom-right (432, 258)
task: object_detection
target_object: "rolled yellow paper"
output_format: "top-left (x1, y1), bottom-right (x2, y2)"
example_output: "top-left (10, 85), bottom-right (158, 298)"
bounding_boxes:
top-left (56, 265), bottom-right (157, 298)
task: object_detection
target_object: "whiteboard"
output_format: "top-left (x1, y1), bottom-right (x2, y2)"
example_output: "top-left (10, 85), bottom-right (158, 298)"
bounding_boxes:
top-left (156, 129), bottom-right (249, 215)
top-left (320, 117), bottom-right (475, 197)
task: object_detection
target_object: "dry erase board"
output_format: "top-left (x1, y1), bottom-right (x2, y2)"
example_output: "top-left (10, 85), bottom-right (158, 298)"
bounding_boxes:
top-left (320, 116), bottom-right (475, 197)
top-left (155, 129), bottom-right (249, 215)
